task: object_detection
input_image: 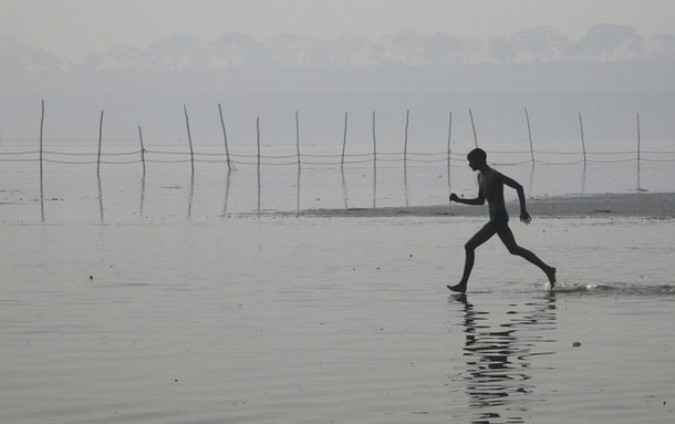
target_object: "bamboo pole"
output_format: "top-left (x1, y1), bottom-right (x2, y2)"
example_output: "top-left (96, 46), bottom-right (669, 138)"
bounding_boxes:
top-left (256, 117), bottom-right (261, 169)
top-left (138, 125), bottom-right (146, 218)
top-left (295, 111), bottom-right (301, 213)
top-left (578, 112), bottom-right (587, 165)
top-left (138, 126), bottom-right (146, 176)
top-left (403, 109), bottom-right (410, 208)
top-left (218, 104), bottom-right (231, 170)
top-left (403, 109), bottom-right (410, 169)
top-left (372, 111), bottom-right (377, 166)
top-left (447, 110), bottom-right (453, 199)
top-left (524, 107), bottom-right (535, 163)
top-left (183, 105), bottom-right (195, 177)
top-left (637, 112), bottom-right (642, 190)
top-left (469, 108), bottom-right (478, 147)
top-left (97, 110), bottom-right (104, 222)
top-left (636, 112), bottom-right (641, 164)
top-left (97, 110), bottom-right (104, 176)
top-left (295, 110), bottom-right (301, 170)
top-left (341, 112), bottom-right (348, 168)
top-left (39, 100), bottom-right (45, 222)
top-left (183, 105), bottom-right (196, 218)
top-left (447, 111), bottom-right (453, 166)
top-left (256, 117), bottom-right (261, 214)
top-left (372, 111), bottom-right (377, 209)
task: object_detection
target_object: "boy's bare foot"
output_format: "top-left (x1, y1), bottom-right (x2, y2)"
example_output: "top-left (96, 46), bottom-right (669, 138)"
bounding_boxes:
top-left (546, 267), bottom-right (557, 289)
top-left (447, 282), bottom-right (467, 293)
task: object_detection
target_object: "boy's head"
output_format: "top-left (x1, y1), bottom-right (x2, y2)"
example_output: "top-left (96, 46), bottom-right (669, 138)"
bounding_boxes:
top-left (467, 148), bottom-right (487, 170)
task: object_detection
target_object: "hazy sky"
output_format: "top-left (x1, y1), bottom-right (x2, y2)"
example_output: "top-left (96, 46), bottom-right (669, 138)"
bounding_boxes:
top-left (2, 0), bottom-right (675, 63)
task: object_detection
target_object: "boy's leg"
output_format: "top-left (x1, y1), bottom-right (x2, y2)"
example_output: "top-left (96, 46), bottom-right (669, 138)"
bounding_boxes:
top-left (497, 226), bottom-right (556, 285)
top-left (448, 223), bottom-right (498, 293)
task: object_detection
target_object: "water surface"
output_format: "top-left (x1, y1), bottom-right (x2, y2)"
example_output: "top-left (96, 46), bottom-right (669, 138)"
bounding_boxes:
top-left (1, 217), bottom-right (674, 423)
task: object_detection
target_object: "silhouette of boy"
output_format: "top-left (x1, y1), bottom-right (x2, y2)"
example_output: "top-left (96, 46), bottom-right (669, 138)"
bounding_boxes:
top-left (448, 148), bottom-right (556, 293)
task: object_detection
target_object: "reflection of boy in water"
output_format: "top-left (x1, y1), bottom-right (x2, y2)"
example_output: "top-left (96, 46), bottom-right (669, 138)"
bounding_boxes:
top-left (448, 148), bottom-right (556, 293)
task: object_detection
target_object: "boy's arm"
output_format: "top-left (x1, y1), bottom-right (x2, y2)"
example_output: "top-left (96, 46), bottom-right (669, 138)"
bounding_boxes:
top-left (500, 174), bottom-right (531, 224)
top-left (450, 187), bottom-right (485, 206)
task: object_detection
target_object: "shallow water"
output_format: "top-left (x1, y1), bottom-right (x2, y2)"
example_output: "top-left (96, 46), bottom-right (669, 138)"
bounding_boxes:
top-left (1, 217), bottom-right (674, 423)
top-left (2, 142), bottom-right (675, 224)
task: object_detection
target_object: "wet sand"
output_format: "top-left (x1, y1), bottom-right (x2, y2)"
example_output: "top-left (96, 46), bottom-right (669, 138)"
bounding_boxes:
top-left (289, 192), bottom-right (675, 219)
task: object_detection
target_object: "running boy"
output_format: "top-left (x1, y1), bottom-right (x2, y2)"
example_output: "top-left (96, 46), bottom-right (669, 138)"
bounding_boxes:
top-left (448, 148), bottom-right (556, 293)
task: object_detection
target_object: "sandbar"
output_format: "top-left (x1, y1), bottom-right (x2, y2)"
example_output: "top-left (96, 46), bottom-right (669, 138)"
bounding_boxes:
top-left (290, 192), bottom-right (675, 219)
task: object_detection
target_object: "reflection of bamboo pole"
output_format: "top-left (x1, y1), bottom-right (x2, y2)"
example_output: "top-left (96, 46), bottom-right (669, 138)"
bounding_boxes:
top-left (524, 107), bottom-right (534, 163)
top-left (341, 167), bottom-right (348, 209)
top-left (39, 100), bottom-right (45, 222)
top-left (218, 104), bottom-right (231, 170)
top-left (404, 162), bottom-right (409, 208)
top-left (578, 112), bottom-right (587, 165)
top-left (188, 167), bottom-right (194, 218)
top-left (341, 112), bottom-right (348, 168)
top-left (222, 168), bottom-right (232, 216)
top-left (469, 109), bottom-right (478, 147)
top-left (296, 167), bottom-right (301, 215)
top-left (183, 105), bottom-right (195, 177)
top-left (403, 109), bottom-right (410, 169)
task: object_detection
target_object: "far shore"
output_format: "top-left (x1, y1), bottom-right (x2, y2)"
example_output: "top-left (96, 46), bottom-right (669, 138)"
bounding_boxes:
top-left (285, 192), bottom-right (675, 219)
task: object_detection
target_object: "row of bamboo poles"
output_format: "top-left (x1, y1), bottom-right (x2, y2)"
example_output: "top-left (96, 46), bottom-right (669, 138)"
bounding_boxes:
top-left (34, 100), bottom-right (651, 222)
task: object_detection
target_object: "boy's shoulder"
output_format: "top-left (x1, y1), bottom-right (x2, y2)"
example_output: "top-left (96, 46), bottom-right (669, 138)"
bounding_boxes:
top-left (482, 167), bottom-right (503, 179)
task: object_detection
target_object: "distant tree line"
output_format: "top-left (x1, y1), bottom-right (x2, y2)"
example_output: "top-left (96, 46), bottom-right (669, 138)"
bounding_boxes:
top-left (2, 24), bottom-right (675, 72)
